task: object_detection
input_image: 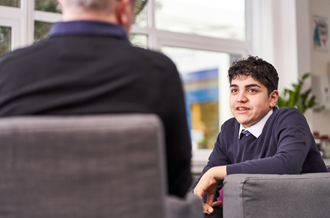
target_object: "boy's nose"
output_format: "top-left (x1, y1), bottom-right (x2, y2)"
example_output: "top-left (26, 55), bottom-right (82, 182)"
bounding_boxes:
top-left (237, 92), bottom-right (248, 103)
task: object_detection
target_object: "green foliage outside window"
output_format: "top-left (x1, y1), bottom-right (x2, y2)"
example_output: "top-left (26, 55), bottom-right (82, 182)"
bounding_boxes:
top-left (34, 21), bottom-right (53, 42)
top-left (0, 0), bottom-right (20, 8)
top-left (35, 0), bottom-right (61, 13)
top-left (0, 26), bottom-right (11, 57)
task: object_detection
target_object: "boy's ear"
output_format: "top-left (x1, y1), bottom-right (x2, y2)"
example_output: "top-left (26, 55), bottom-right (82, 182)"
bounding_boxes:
top-left (269, 90), bottom-right (279, 108)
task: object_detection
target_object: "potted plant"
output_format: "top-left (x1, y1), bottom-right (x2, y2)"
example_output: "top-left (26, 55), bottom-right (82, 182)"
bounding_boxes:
top-left (277, 73), bottom-right (316, 114)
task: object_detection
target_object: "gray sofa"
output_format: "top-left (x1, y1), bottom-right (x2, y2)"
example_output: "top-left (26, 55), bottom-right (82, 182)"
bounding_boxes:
top-left (223, 173), bottom-right (330, 218)
top-left (0, 114), bottom-right (202, 218)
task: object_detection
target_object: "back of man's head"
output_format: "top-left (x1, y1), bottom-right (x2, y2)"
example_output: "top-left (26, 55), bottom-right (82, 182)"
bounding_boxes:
top-left (59, 0), bottom-right (116, 14)
top-left (58, 0), bottom-right (139, 32)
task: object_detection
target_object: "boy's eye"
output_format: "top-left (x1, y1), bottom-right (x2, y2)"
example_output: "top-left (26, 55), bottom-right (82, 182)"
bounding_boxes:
top-left (248, 89), bottom-right (257, 93)
top-left (231, 89), bottom-right (238, 93)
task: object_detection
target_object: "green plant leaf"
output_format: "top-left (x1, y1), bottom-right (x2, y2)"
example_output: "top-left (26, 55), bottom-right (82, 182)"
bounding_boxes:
top-left (277, 73), bottom-right (316, 114)
top-left (277, 96), bottom-right (285, 108)
top-left (302, 73), bottom-right (310, 80)
top-left (307, 96), bottom-right (316, 108)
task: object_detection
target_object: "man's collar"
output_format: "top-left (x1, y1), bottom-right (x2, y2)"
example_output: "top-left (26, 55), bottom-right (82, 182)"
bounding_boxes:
top-left (49, 20), bottom-right (128, 40)
top-left (238, 108), bottom-right (273, 139)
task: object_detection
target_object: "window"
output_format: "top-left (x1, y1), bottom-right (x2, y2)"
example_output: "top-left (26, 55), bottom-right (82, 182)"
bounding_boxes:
top-left (0, 0), bottom-right (20, 8)
top-left (129, 34), bottom-right (148, 49)
top-left (0, 26), bottom-right (11, 56)
top-left (155, 0), bottom-right (245, 40)
top-left (34, 21), bottom-right (52, 42)
top-left (0, 0), bottom-right (250, 164)
top-left (162, 47), bottom-right (238, 150)
top-left (35, 0), bottom-right (61, 13)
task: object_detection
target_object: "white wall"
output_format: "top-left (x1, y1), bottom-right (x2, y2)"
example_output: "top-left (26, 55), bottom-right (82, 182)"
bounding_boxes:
top-left (309, 0), bottom-right (330, 136)
top-left (250, 0), bottom-right (299, 95)
top-left (251, 0), bottom-right (330, 135)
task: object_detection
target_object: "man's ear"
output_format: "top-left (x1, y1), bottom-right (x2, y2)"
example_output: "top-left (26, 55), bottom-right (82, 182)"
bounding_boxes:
top-left (269, 90), bottom-right (279, 108)
top-left (115, 0), bottom-right (134, 28)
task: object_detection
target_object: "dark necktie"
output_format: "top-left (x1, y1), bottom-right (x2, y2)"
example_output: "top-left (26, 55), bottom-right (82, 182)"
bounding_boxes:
top-left (241, 129), bottom-right (251, 137)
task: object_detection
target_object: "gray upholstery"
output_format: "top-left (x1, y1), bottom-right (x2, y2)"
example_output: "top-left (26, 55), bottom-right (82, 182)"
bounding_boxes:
top-left (0, 115), bottom-right (168, 218)
top-left (165, 193), bottom-right (203, 218)
top-left (223, 173), bottom-right (330, 218)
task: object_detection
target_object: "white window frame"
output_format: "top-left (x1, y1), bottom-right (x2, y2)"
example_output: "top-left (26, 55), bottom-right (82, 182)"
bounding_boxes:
top-left (0, 0), bottom-right (33, 50)
top-left (0, 18), bottom-right (20, 51)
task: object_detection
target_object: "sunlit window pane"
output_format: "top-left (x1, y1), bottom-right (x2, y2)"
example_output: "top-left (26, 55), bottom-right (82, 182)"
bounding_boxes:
top-left (35, 0), bottom-right (61, 13)
top-left (0, 0), bottom-right (20, 8)
top-left (0, 26), bottom-right (11, 57)
top-left (162, 46), bottom-right (237, 150)
top-left (134, 5), bottom-right (147, 27)
top-left (129, 34), bottom-right (148, 49)
top-left (156, 0), bottom-right (246, 41)
top-left (34, 21), bottom-right (53, 42)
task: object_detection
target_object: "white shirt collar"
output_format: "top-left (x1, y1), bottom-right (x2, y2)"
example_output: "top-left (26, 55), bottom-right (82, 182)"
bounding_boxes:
top-left (238, 108), bottom-right (273, 139)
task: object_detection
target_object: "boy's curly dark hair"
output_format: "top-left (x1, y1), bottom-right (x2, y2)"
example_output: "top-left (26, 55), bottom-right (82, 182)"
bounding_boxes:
top-left (228, 56), bottom-right (279, 95)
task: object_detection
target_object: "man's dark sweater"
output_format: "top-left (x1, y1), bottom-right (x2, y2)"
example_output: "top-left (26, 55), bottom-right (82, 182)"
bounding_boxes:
top-left (193, 107), bottom-right (327, 195)
top-left (0, 21), bottom-right (192, 198)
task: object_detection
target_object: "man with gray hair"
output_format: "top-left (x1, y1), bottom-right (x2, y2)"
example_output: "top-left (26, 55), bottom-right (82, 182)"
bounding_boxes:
top-left (0, 0), bottom-right (192, 199)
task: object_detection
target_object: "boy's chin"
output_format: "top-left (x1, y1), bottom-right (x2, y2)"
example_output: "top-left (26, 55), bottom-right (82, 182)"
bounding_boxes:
top-left (236, 119), bottom-right (253, 128)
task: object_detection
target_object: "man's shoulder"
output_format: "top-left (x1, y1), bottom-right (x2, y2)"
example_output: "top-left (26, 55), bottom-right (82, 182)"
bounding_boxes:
top-left (0, 40), bottom-right (49, 66)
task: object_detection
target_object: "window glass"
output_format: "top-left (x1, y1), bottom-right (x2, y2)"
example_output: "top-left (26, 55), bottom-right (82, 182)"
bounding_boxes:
top-left (162, 46), bottom-right (235, 150)
top-left (34, 21), bottom-right (53, 42)
top-left (35, 0), bottom-right (61, 13)
top-left (156, 0), bottom-right (246, 40)
top-left (129, 34), bottom-right (148, 49)
top-left (0, 0), bottom-right (20, 8)
top-left (0, 26), bottom-right (11, 57)
top-left (134, 4), bottom-right (147, 27)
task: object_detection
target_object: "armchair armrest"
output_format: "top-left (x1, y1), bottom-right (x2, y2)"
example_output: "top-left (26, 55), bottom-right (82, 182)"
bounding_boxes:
top-left (223, 173), bottom-right (330, 218)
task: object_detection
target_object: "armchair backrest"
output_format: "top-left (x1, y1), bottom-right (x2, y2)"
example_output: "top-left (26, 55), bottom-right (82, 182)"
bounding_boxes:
top-left (0, 114), bottom-right (166, 218)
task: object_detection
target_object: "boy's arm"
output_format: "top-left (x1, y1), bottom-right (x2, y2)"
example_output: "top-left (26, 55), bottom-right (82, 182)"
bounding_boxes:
top-left (193, 166), bottom-right (227, 205)
top-left (191, 130), bottom-right (230, 193)
top-left (192, 132), bottom-right (230, 214)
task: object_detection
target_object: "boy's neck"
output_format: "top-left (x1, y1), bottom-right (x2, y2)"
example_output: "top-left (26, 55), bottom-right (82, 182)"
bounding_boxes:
top-left (238, 108), bottom-right (274, 139)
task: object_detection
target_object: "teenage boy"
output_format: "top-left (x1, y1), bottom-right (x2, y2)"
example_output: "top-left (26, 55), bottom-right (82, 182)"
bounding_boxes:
top-left (193, 56), bottom-right (327, 215)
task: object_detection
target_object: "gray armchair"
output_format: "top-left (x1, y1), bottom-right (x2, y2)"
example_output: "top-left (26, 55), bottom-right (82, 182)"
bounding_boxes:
top-left (0, 115), bottom-right (202, 218)
top-left (223, 172), bottom-right (330, 218)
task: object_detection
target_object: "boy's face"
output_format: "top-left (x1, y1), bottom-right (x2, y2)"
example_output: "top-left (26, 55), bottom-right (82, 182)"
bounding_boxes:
top-left (229, 75), bottom-right (278, 128)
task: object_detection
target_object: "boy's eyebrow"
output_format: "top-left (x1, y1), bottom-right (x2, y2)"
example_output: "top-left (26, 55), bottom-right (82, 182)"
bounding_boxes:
top-left (230, 84), bottom-right (262, 88)
top-left (245, 84), bottom-right (261, 88)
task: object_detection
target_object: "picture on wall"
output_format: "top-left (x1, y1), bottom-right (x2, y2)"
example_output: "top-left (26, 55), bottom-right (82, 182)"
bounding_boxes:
top-left (313, 15), bottom-right (329, 52)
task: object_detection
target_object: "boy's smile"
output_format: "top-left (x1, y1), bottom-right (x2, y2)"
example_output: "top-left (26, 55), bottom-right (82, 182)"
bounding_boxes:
top-left (229, 75), bottom-right (278, 128)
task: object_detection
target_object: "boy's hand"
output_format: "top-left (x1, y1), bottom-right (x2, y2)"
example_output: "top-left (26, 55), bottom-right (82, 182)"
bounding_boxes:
top-left (193, 166), bottom-right (227, 214)
top-left (202, 201), bottom-right (223, 214)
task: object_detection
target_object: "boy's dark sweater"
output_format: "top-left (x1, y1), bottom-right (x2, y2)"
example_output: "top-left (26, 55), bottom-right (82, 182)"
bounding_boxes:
top-left (193, 107), bottom-right (327, 194)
